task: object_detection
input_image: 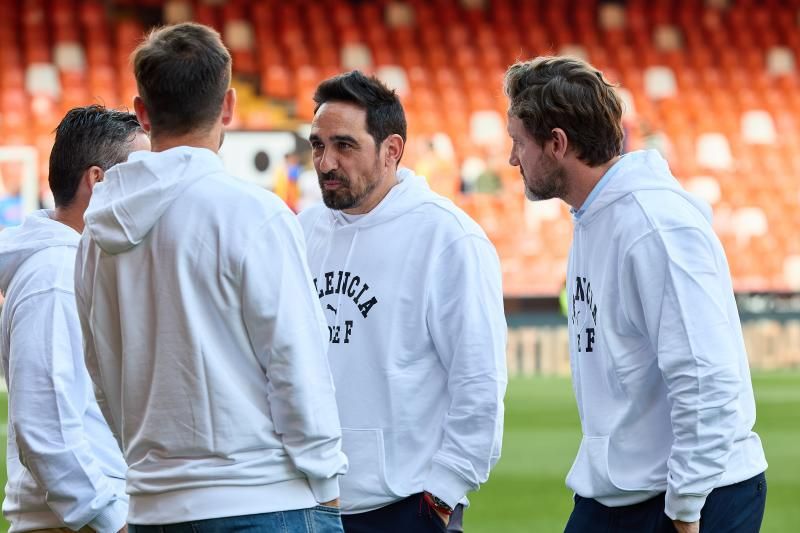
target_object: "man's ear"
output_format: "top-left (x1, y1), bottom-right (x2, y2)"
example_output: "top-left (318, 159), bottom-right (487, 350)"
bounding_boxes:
top-left (83, 166), bottom-right (105, 191)
top-left (221, 88), bottom-right (236, 126)
top-left (549, 128), bottom-right (569, 161)
top-left (133, 96), bottom-right (151, 134)
top-left (383, 134), bottom-right (404, 168)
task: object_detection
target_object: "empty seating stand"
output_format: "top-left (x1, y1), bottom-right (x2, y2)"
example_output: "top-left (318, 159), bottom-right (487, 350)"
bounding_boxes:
top-left (0, 0), bottom-right (798, 294)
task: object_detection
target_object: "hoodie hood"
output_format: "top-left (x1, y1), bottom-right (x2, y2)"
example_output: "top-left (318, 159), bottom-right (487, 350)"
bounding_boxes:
top-left (84, 146), bottom-right (224, 254)
top-left (578, 150), bottom-right (712, 226)
top-left (0, 209), bottom-right (79, 293)
top-left (326, 167), bottom-right (437, 228)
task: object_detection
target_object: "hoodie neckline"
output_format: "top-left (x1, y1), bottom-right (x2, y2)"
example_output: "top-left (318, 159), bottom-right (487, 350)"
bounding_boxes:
top-left (0, 209), bottom-right (80, 292)
top-left (571, 155), bottom-right (626, 221)
top-left (127, 145), bottom-right (225, 172)
top-left (328, 167), bottom-right (427, 228)
top-left (571, 150), bottom-right (709, 227)
top-left (83, 145), bottom-right (226, 255)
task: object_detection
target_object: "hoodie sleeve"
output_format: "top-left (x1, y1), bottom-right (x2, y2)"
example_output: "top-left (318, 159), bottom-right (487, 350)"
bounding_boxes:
top-left (74, 235), bottom-right (121, 449)
top-left (241, 210), bottom-right (348, 502)
top-left (8, 289), bottom-right (127, 533)
top-left (622, 227), bottom-right (742, 522)
top-left (423, 234), bottom-right (508, 508)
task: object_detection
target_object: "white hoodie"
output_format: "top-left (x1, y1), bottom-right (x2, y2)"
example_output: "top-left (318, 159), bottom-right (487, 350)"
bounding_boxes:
top-left (75, 147), bottom-right (347, 525)
top-left (565, 150), bottom-right (767, 521)
top-left (298, 169), bottom-right (507, 513)
top-left (0, 210), bottom-right (128, 533)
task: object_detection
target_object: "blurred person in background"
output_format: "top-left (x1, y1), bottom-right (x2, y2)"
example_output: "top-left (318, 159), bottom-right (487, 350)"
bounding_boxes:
top-left (273, 152), bottom-right (302, 212)
top-left (0, 105), bottom-right (148, 533)
top-left (74, 23), bottom-right (347, 533)
top-left (414, 137), bottom-right (460, 200)
top-left (0, 162), bottom-right (24, 228)
top-left (504, 56), bottom-right (767, 533)
top-left (300, 70), bottom-right (507, 533)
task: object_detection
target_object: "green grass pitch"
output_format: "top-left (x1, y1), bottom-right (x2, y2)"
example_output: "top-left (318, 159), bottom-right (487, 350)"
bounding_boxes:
top-left (466, 373), bottom-right (800, 532)
top-left (0, 372), bottom-right (797, 532)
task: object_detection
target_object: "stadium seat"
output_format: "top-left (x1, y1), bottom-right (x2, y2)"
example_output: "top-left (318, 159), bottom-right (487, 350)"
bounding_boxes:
top-left (164, 0), bottom-right (193, 24)
top-left (341, 43), bottom-right (373, 71)
top-left (385, 1), bottom-right (415, 28)
top-left (741, 110), bottom-right (778, 144)
top-left (644, 65), bottom-right (678, 99)
top-left (80, 1), bottom-right (106, 29)
top-left (766, 46), bottom-right (796, 75)
top-left (558, 44), bottom-right (588, 61)
top-left (224, 20), bottom-right (255, 51)
top-left (696, 132), bottom-right (733, 170)
top-left (653, 25), bottom-right (682, 51)
top-left (685, 175), bottom-right (722, 205)
top-left (261, 65), bottom-right (292, 100)
top-left (597, 2), bottom-right (626, 30)
top-left (733, 206), bottom-right (769, 243)
top-left (25, 63), bottom-right (61, 99)
top-left (374, 65), bottom-right (409, 97)
top-left (469, 110), bottom-right (505, 148)
top-left (53, 42), bottom-right (86, 72)
top-left (87, 64), bottom-right (118, 107)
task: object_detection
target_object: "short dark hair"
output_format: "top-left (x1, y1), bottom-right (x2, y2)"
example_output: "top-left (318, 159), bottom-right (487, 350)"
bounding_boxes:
top-left (504, 56), bottom-right (623, 166)
top-left (132, 22), bottom-right (231, 136)
top-left (313, 70), bottom-right (407, 148)
top-left (49, 105), bottom-right (143, 207)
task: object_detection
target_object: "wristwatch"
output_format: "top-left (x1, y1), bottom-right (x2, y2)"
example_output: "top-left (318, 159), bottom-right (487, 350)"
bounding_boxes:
top-left (424, 491), bottom-right (454, 515)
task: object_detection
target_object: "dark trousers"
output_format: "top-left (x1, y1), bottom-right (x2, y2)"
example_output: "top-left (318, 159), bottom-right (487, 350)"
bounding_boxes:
top-left (447, 503), bottom-right (465, 532)
top-left (342, 493), bottom-right (465, 533)
top-left (564, 472), bottom-right (767, 533)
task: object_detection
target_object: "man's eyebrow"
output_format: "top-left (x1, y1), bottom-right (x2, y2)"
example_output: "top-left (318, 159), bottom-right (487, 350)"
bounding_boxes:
top-left (309, 133), bottom-right (321, 142)
top-left (330, 134), bottom-right (359, 145)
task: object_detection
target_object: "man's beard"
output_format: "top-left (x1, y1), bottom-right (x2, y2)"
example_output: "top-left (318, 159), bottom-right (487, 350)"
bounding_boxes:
top-left (318, 160), bottom-right (381, 211)
top-left (524, 161), bottom-right (568, 202)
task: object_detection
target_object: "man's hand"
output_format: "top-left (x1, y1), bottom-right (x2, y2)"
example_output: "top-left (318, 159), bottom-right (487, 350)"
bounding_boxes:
top-left (423, 492), bottom-right (452, 526)
top-left (117, 526), bottom-right (129, 533)
top-left (673, 520), bottom-right (699, 533)
top-left (320, 498), bottom-right (340, 508)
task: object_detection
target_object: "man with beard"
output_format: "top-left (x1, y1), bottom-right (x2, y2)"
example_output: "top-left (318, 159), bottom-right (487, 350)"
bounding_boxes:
top-left (298, 70), bottom-right (507, 533)
top-left (74, 22), bottom-right (347, 533)
top-left (504, 56), bottom-right (767, 533)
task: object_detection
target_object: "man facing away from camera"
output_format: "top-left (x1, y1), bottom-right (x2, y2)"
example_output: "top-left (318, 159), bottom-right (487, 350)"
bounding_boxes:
top-left (299, 70), bottom-right (507, 533)
top-left (503, 56), bottom-right (767, 533)
top-left (0, 105), bottom-right (149, 533)
top-left (74, 23), bottom-right (347, 533)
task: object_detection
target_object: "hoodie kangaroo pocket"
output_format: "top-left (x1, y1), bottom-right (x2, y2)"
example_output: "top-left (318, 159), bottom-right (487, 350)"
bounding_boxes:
top-left (340, 428), bottom-right (398, 509)
top-left (566, 435), bottom-right (622, 497)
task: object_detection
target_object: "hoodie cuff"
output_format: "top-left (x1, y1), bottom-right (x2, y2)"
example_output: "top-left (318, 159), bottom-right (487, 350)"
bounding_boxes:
top-left (664, 487), bottom-right (706, 522)
top-left (88, 497), bottom-right (128, 533)
top-left (309, 477), bottom-right (340, 504)
top-left (423, 462), bottom-right (473, 510)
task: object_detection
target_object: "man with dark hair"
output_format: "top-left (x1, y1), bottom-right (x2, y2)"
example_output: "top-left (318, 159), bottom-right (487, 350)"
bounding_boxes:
top-left (0, 105), bottom-right (148, 533)
top-left (74, 22), bottom-right (347, 533)
top-left (504, 56), bottom-right (767, 533)
top-left (299, 70), bottom-right (507, 533)
top-left (49, 106), bottom-right (146, 209)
